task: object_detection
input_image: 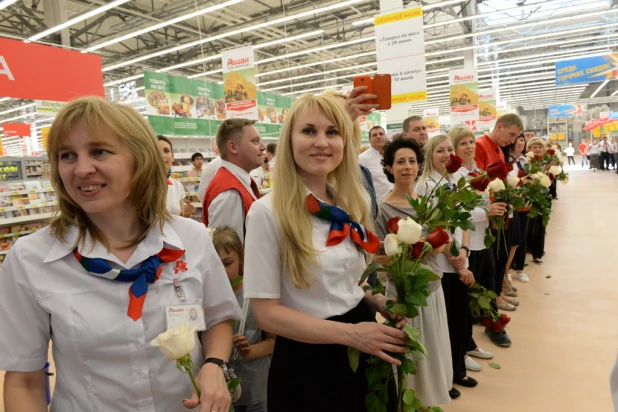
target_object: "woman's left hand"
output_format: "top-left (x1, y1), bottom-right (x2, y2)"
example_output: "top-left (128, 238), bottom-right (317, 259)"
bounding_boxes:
top-left (448, 252), bottom-right (467, 270)
top-left (182, 363), bottom-right (231, 412)
top-left (368, 294), bottom-right (407, 329)
top-left (458, 268), bottom-right (475, 286)
top-left (181, 202), bottom-right (196, 218)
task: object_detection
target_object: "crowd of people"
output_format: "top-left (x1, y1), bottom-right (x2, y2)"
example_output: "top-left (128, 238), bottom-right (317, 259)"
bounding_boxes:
top-left (578, 137), bottom-right (618, 172)
top-left (0, 90), bottom-right (563, 412)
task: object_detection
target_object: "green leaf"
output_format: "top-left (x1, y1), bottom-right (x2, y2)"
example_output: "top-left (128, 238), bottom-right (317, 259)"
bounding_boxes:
top-left (359, 263), bottom-right (387, 285)
top-left (227, 377), bottom-right (242, 390)
top-left (546, 275), bottom-right (551, 279)
top-left (403, 324), bottom-right (421, 340)
top-left (405, 303), bottom-right (419, 319)
top-left (371, 281), bottom-right (386, 295)
top-left (400, 357), bottom-right (415, 375)
top-left (390, 303), bottom-right (408, 316)
top-left (430, 407), bottom-right (444, 412)
top-left (450, 240), bottom-right (459, 257)
top-left (489, 362), bottom-right (501, 369)
top-left (348, 346), bottom-right (361, 373)
top-left (366, 367), bottom-right (382, 390)
top-left (545, 292), bottom-right (550, 295)
top-left (486, 290), bottom-right (498, 299)
top-left (403, 388), bottom-right (416, 405)
top-left (230, 276), bottom-right (243, 289)
top-left (405, 291), bottom-right (428, 307)
top-left (478, 295), bottom-right (491, 309)
top-left (426, 271), bottom-right (441, 281)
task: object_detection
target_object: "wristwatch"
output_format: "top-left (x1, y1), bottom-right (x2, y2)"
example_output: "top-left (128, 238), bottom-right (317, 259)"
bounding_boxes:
top-left (201, 357), bottom-right (231, 381)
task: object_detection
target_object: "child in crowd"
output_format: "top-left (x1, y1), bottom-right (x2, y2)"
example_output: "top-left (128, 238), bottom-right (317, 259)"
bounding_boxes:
top-left (212, 226), bottom-right (275, 412)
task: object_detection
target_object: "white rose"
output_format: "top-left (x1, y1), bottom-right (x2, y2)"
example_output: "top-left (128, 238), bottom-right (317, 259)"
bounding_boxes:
top-left (396, 217), bottom-right (422, 245)
top-left (487, 178), bottom-right (506, 192)
top-left (548, 165), bottom-right (561, 176)
top-left (539, 174), bottom-right (552, 187)
top-left (532, 172), bottom-right (545, 181)
top-left (561, 176), bottom-right (569, 185)
top-left (151, 323), bottom-right (197, 361)
top-left (526, 151), bottom-right (535, 159)
top-left (384, 233), bottom-right (403, 257)
top-left (507, 175), bottom-right (520, 188)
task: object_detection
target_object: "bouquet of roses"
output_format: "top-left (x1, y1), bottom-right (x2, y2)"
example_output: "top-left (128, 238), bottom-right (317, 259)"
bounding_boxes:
top-left (521, 156), bottom-right (554, 228)
top-left (468, 283), bottom-right (511, 333)
top-left (350, 217), bottom-right (449, 412)
top-left (483, 172), bottom-right (525, 252)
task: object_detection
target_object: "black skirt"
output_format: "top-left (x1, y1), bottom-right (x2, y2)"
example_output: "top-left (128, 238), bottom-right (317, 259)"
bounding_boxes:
top-left (267, 300), bottom-right (397, 412)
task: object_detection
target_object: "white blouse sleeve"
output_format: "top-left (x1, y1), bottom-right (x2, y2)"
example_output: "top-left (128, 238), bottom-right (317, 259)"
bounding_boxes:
top-left (0, 239), bottom-right (50, 371)
top-left (243, 200), bottom-right (282, 300)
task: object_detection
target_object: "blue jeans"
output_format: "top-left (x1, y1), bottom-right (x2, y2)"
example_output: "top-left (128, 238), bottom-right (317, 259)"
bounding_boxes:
top-left (581, 155), bottom-right (588, 167)
top-left (234, 402), bottom-right (267, 412)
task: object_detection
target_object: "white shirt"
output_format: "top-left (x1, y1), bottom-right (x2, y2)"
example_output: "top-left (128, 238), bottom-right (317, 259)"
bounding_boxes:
top-left (243, 193), bottom-right (366, 319)
top-left (589, 144), bottom-right (601, 155)
top-left (207, 160), bottom-right (257, 241)
top-left (453, 165), bottom-right (489, 251)
top-left (197, 156), bottom-right (223, 202)
top-left (564, 147), bottom-right (575, 156)
top-left (416, 171), bottom-right (465, 273)
top-left (166, 178), bottom-right (185, 215)
top-left (358, 147), bottom-right (393, 203)
top-left (0, 217), bottom-right (242, 412)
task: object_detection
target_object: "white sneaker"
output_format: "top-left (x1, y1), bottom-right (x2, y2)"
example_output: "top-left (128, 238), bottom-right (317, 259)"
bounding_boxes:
top-left (465, 356), bottom-right (482, 372)
top-left (468, 348), bottom-right (494, 359)
top-left (507, 272), bottom-right (512, 282)
top-left (517, 273), bottom-right (529, 283)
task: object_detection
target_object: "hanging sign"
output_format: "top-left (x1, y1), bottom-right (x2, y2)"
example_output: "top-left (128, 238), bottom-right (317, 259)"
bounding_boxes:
top-left (548, 104), bottom-right (588, 118)
top-left (375, 8), bottom-right (427, 103)
top-left (555, 54), bottom-right (618, 85)
top-left (0, 37), bottom-right (104, 101)
top-left (423, 108), bottom-right (440, 137)
top-left (36, 100), bottom-right (66, 115)
top-left (478, 89), bottom-right (497, 130)
top-left (449, 68), bottom-right (479, 124)
top-left (2, 123), bottom-right (30, 137)
top-left (222, 46), bottom-right (258, 120)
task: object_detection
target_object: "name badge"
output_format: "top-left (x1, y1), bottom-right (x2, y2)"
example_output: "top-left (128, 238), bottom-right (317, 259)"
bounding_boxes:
top-left (165, 304), bottom-right (207, 331)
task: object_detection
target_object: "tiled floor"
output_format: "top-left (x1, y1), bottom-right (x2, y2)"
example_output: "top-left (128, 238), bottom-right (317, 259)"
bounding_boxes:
top-left (1, 161), bottom-right (617, 411)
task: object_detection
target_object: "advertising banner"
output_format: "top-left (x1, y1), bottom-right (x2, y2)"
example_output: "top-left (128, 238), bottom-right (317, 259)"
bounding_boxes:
top-left (555, 54), bottom-right (618, 85)
top-left (41, 127), bottom-right (50, 151)
top-left (0, 37), bottom-right (104, 101)
top-left (222, 46), bottom-right (258, 120)
top-left (144, 71), bottom-right (292, 137)
top-left (449, 68), bottom-right (479, 124)
top-left (423, 108), bottom-right (440, 137)
top-left (359, 112), bottom-right (383, 140)
top-left (548, 104), bottom-right (587, 118)
top-left (2, 123), bottom-right (30, 137)
top-left (477, 89), bottom-right (496, 130)
top-left (36, 100), bottom-right (66, 115)
top-left (497, 101), bottom-right (509, 117)
top-left (375, 8), bottom-right (427, 103)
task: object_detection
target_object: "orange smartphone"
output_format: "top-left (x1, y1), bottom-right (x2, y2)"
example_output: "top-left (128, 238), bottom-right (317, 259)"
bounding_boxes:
top-left (353, 75), bottom-right (375, 106)
top-left (373, 74), bottom-right (392, 111)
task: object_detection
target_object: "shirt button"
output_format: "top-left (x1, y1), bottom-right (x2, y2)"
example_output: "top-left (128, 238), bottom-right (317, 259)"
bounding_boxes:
top-left (343, 264), bottom-right (349, 270)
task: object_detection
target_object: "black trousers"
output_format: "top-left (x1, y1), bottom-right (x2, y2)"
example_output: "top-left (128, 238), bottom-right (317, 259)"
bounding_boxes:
top-left (512, 211), bottom-right (530, 271)
top-left (549, 180), bottom-right (558, 198)
top-left (528, 215), bottom-right (546, 260)
top-left (267, 301), bottom-right (397, 412)
top-left (441, 272), bottom-right (469, 381)
top-left (600, 152), bottom-right (610, 170)
top-left (466, 249), bottom-right (495, 351)
top-left (567, 156), bottom-right (575, 165)
top-left (491, 224), bottom-right (513, 295)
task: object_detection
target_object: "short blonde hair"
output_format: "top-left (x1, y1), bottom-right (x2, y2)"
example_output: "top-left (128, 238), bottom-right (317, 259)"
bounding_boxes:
top-left (47, 96), bottom-right (169, 250)
top-left (215, 118), bottom-right (256, 158)
top-left (272, 94), bottom-right (371, 288)
top-left (212, 226), bottom-right (244, 266)
top-left (495, 113), bottom-right (524, 131)
top-left (526, 137), bottom-right (546, 151)
top-left (447, 127), bottom-right (475, 149)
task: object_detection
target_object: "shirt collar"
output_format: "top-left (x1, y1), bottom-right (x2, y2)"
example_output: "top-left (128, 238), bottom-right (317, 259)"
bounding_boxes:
top-left (44, 220), bottom-right (185, 269)
top-left (221, 160), bottom-right (251, 186)
top-left (368, 147), bottom-right (382, 157)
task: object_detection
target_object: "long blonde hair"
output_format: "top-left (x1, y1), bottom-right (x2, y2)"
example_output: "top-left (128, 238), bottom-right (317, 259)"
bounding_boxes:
top-left (47, 96), bottom-right (169, 250)
top-left (272, 94), bottom-right (371, 288)
top-left (321, 89), bottom-right (363, 154)
top-left (419, 134), bottom-right (451, 183)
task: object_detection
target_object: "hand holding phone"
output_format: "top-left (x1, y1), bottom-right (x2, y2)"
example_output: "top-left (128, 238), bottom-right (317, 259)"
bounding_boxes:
top-left (352, 74), bottom-right (392, 112)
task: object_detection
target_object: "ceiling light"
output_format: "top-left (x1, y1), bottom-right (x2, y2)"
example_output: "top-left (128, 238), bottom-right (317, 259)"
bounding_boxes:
top-left (104, 74), bottom-right (143, 87)
top-left (0, 103), bottom-right (36, 117)
top-left (87, 0), bottom-right (245, 52)
top-left (28, 0), bottom-right (131, 42)
top-left (0, 0), bottom-right (19, 12)
top-left (258, 62), bottom-right (376, 87)
top-left (590, 80), bottom-right (610, 98)
top-left (0, 112), bottom-right (36, 123)
top-left (262, 70), bottom-right (377, 92)
top-left (102, 0), bottom-right (363, 72)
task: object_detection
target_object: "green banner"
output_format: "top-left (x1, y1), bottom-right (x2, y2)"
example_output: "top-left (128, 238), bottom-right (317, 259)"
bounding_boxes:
top-left (145, 71), bottom-right (293, 137)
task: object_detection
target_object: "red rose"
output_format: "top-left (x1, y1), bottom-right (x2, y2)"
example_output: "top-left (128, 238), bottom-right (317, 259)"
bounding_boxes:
top-left (486, 161), bottom-right (512, 180)
top-left (469, 176), bottom-right (490, 191)
top-left (517, 169), bottom-right (527, 179)
top-left (549, 174), bottom-right (556, 181)
top-left (410, 241), bottom-right (425, 259)
top-left (387, 217), bottom-right (401, 234)
top-left (445, 154), bottom-right (463, 174)
top-left (546, 149), bottom-right (555, 155)
top-left (533, 155), bottom-right (543, 162)
top-left (499, 314), bottom-right (511, 325)
top-left (481, 317), bottom-right (492, 327)
top-left (492, 322), bottom-right (504, 333)
top-left (427, 226), bottom-right (450, 249)
top-left (517, 179), bottom-right (524, 187)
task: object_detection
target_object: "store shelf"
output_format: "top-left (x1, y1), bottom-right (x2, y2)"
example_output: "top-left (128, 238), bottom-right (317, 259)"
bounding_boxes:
top-left (0, 212), bottom-right (55, 226)
top-left (0, 250), bottom-right (9, 255)
top-left (0, 230), bottom-right (33, 238)
top-left (173, 153), bottom-right (216, 160)
top-left (0, 188), bottom-right (55, 196)
top-left (178, 177), bottom-right (200, 183)
top-left (0, 201), bottom-right (57, 213)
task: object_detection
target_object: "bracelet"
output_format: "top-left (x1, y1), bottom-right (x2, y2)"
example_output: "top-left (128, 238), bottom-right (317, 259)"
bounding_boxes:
top-left (460, 246), bottom-right (470, 257)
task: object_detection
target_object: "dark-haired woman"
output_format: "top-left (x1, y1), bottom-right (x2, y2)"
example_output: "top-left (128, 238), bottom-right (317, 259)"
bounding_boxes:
top-left (157, 135), bottom-right (196, 218)
top-left (374, 137), bottom-right (454, 405)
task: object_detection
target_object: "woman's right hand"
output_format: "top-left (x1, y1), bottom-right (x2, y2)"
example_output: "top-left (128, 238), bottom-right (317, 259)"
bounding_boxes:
top-left (345, 86), bottom-right (379, 121)
top-left (486, 202), bottom-right (507, 217)
top-left (347, 322), bottom-right (408, 365)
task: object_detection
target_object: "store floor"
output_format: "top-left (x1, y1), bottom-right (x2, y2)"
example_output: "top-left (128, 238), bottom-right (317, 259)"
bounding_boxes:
top-left (1, 161), bottom-right (617, 412)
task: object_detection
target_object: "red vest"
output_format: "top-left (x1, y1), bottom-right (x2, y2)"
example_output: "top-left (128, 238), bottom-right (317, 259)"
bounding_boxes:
top-left (202, 167), bottom-right (257, 227)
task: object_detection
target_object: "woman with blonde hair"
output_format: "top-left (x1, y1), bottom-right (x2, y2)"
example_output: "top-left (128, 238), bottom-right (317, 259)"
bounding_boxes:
top-left (0, 97), bottom-right (242, 412)
top-left (243, 94), bottom-right (406, 411)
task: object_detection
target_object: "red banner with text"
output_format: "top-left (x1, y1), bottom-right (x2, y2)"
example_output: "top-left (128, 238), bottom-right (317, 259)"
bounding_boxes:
top-left (2, 123), bottom-right (31, 137)
top-left (0, 37), bottom-right (104, 102)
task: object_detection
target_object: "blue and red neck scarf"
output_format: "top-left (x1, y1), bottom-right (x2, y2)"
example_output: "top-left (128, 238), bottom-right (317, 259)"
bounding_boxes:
top-left (73, 247), bottom-right (185, 321)
top-left (305, 194), bottom-right (379, 254)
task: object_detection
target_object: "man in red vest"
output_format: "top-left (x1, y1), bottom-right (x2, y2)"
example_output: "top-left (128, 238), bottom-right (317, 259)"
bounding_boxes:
top-left (202, 119), bottom-right (266, 241)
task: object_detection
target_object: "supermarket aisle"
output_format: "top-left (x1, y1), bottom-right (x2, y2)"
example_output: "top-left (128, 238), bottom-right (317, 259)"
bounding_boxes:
top-left (1, 163), bottom-right (617, 412)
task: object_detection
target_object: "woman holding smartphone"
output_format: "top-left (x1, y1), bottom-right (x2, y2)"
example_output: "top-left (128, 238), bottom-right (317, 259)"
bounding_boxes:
top-left (243, 94), bottom-right (406, 411)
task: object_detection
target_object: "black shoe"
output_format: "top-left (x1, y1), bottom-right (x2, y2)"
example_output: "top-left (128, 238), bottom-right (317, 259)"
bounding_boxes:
top-left (454, 376), bottom-right (478, 388)
top-left (533, 258), bottom-right (543, 264)
top-left (485, 328), bottom-right (512, 347)
top-left (449, 388), bottom-right (461, 399)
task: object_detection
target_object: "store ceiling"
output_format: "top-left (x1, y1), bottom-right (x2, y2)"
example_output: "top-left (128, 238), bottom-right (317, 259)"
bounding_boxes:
top-left (0, 0), bottom-right (617, 128)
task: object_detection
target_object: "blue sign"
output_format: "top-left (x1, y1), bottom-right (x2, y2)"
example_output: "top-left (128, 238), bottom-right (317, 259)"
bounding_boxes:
top-left (548, 104), bottom-right (587, 118)
top-left (555, 54), bottom-right (618, 85)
